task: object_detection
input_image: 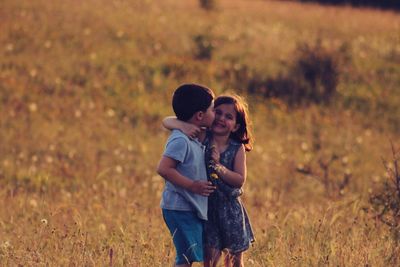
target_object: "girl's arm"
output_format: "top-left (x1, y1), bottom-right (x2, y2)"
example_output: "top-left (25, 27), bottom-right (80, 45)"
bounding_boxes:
top-left (212, 145), bottom-right (246, 188)
top-left (162, 116), bottom-right (206, 141)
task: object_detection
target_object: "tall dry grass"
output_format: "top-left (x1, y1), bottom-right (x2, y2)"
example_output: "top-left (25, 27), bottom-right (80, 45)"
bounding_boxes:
top-left (1, 0), bottom-right (400, 265)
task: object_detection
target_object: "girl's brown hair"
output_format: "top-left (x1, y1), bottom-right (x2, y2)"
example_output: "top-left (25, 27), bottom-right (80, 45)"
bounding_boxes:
top-left (214, 94), bottom-right (253, 151)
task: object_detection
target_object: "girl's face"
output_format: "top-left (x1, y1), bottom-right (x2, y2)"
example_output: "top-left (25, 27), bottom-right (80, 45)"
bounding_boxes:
top-left (211, 103), bottom-right (239, 136)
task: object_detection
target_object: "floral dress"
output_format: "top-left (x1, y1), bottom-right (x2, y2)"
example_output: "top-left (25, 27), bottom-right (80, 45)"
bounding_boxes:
top-left (203, 134), bottom-right (255, 253)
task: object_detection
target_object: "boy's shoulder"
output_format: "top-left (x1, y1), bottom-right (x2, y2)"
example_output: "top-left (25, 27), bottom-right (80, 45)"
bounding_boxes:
top-left (165, 130), bottom-right (192, 149)
top-left (167, 129), bottom-right (190, 142)
top-left (164, 129), bottom-right (205, 163)
top-left (166, 129), bottom-right (204, 150)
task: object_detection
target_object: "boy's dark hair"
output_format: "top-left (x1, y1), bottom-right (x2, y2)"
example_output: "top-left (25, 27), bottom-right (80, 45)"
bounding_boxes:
top-left (172, 83), bottom-right (214, 121)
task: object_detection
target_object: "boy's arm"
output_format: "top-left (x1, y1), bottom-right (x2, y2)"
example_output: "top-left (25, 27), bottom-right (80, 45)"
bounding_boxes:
top-left (211, 145), bottom-right (246, 188)
top-left (157, 156), bottom-right (215, 196)
top-left (162, 116), bottom-right (204, 140)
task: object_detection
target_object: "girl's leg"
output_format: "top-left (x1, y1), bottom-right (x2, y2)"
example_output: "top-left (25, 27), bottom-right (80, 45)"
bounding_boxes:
top-left (204, 247), bottom-right (222, 267)
top-left (224, 253), bottom-right (231, 267)
top-left (224, 252), bottom-right (243, 267)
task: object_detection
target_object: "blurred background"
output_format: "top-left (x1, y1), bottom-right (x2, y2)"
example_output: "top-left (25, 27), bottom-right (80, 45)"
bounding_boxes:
top-left (1, 0), bottom-right (399, 265)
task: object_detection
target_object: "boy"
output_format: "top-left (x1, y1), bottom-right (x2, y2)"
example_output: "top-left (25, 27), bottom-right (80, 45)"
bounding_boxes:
top-left (157, 83), bottom-right (216, 267)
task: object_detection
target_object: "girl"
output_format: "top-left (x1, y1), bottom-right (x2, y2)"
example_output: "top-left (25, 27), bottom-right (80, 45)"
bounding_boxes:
top-left (163, 94), bottom-right (255, 267)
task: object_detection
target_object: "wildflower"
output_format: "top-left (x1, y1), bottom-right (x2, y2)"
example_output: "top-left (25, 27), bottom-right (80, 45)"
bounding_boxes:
top-left (301, 142), bottom-right (308, 151)
top-left (116, 30), bottom-right (124, 38)
top-left (29, 165), bottom-right (37, 173)
top-left (210, 173), bottom-right (219, 180)
top-left (99, 223), bottom-right (106, 232)
top-left (46, 156), bottom-right (53, 163)
top-left (90, 52), bottom-right (97, 60)
top-left (296, 163), bottom-right (305, 171)
top-left (115, 165), bottom-right (123, 174)
top-left (68, 151), bottom-right (75, 159)
top-left (372, 175), bottom-right (380, 183)
top-left (356, 136), bottom-right (363, 144)
top-left (29, 103), bottom-right (38, 112)
top-left (154, 43), bottom-right (161, 51)
top-left (208, 160), bottom-right (221, 180)
top-left (83, 28), bottom-right (91, 36)
top-left (63, 191), bottom-right (72, 199)
top-left (29, 199), bottom-right (38, 208)
top-left (88, 101), bottom-right (95, 109)
top-left (5, 43), bottom-right (13, 52)
top-left (44, 40), bottom-right (52, 49)
top-left (119, 188), bottom-right (127, 198)
top-left (74, 110), bottom-right (82, 118)
top-left (268, 213), bottom-right (275, 220)
top-left (137, 81), bottom-right (145, 91)
top-left (107, 108), bottom-right (115, 117)
top-left (30, 69), bottom-right (37, 78)
top-left (2, 241), bottom-right (11, 250)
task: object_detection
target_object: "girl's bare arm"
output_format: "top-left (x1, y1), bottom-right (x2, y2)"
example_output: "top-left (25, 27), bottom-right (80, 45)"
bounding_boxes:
top-left (162, 116), bottom-right (206, 141)
top-left (212, 145), bottom-right (246, 188)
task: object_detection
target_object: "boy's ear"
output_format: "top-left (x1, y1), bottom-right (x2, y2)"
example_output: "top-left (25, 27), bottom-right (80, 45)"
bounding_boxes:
top-left (195, 111), bottom-right (204, 121)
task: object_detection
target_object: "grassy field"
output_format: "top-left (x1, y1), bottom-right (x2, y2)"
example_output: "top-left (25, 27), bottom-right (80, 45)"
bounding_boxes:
top-left (1, 0), bottom-right (400, 265)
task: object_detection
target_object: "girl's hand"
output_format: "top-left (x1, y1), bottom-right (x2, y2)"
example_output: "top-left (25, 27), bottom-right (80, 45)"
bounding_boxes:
top-left (210, 144), bottom-right (220, 163)
top-left (182, 124), bottom-right (201, 139)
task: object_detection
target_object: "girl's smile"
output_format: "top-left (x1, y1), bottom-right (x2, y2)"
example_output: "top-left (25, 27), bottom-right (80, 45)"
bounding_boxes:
top-left (212, 104), bottom-right (239, 135)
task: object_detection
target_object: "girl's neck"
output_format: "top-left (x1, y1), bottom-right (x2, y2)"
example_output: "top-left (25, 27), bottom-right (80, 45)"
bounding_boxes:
top-left (211, 133), bottom-right (229, 146)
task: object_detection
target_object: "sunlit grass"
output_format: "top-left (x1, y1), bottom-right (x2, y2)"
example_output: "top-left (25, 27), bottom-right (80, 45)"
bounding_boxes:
top-left (1, 0), bottom-right (400, 265)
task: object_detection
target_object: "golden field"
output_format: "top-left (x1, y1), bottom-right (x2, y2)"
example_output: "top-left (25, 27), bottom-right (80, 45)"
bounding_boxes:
top-left (1, 0), bottom-right (400, 265)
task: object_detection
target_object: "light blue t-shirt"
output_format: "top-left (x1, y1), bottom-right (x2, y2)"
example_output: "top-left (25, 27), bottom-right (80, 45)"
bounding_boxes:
top-left (160, 129), bottom-right (208, 220)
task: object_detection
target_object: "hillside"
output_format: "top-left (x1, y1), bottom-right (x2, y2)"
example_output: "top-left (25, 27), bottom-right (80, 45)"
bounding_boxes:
top-left (1, 0), bottom-right (400, 265)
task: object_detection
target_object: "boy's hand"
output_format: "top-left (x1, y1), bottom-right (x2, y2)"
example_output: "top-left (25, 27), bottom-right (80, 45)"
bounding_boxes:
top-left (182, 124), bottom-right (201, 139)
top-left (189, 180), bottom-right (216, 196)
